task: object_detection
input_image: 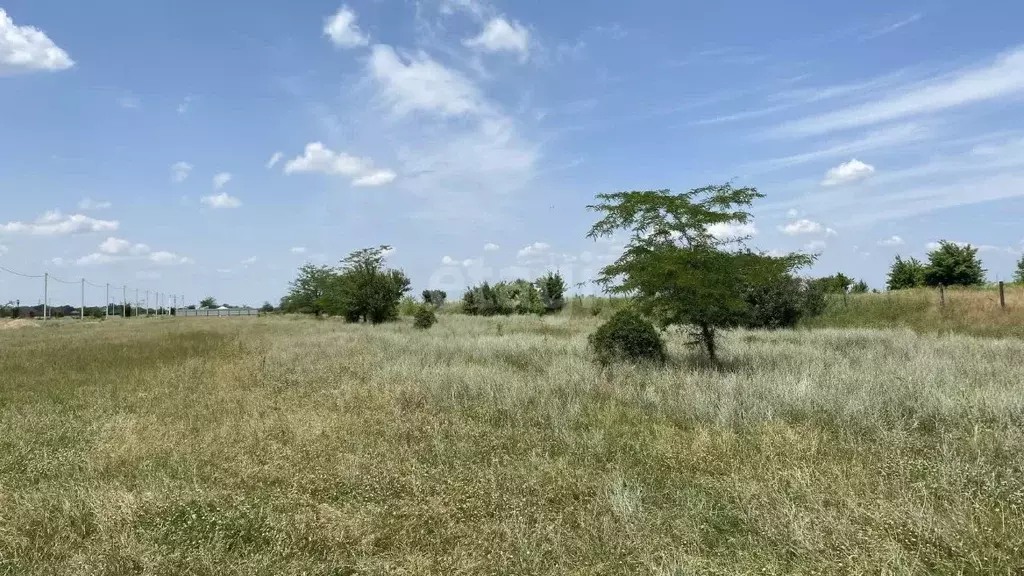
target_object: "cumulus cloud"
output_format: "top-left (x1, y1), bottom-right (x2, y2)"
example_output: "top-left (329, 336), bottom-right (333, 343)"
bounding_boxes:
top-left (369, 45), bottom-right (490, 118)
top-left (147, 251), bottom-right (192, 265)
top-left (517, 242), bottom-right (551, 261)
top-left (266, 152), bottom-right (283, 169)
top-left (484, 243), bottom-right (500, 251)
top-left (324, 5), bottom-right (369, 48)
top-left (822, 159), bottom-right (876, 186)
top-left (441, 255), bottom-right (457, 265)
top-left (0, 211), bottom-right (118, 236)
top-left (464, 17), bottom-right (530, 61)
top-left (0, 8), bottom-right (74, 74)
top-left (707, 221), bottom-right (758, 241)
top-left (201, 192), bottom-right (242, 209)
top-left (285, 142), bottom-right (396, 188)
top-left (99, 237), bottom-right (150, 255)
top-left (171, 162), bottom-right (192, 183)
top-left (78, 198), bottom-right (111, 211)
top-left (779, 219), bottom-right (825, 236)
top-left (213, 172), bottom-right (232, 190)
top-left (878, 235), bottom-right (905, 246)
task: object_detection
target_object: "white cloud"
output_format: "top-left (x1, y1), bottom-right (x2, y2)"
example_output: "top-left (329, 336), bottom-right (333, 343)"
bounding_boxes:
top-left (803, 240), bottom-right (827, 253)
top-left (118, 95), bottom-right (140, 109)
top-left (0, 8), bottom-right (74, 74)
top-left (441, 255), bottom-right (457, 265)
top-left (0, 211), bottom-right (118, 236)
top-left (352, 170), bottom-right (397, 187)
top-left (774, 46), bottom-right (1024, 138)
top-left (74, 253), bottom-right (116, 266)
top-left (369, 44), bottom-right (489, 118)
top-left (201, 192), bottom-right (242, 209)
top-left (463, 17), bottom-right (530, 61)
top-left (707, 221), bottom-right (758, 241)
top-left (462, 258), bottom-right (477, 268)
top-left (753, 124), bottom-right (929, 171)
top-left (440, 0), bottom-right (487, 18)
top-left (171, 162), bottom-right (192, 183)
top-left (49, 257), bottom-right (66, 267)
top-left (324, 5), bottom-right (369, 48)
top-left (779, 219), bottom-right (824, 236)
top-left (78, 198), bottom-right (111, 211)
top-left (99, 237), bottom-right (149, 255)
top-left (484, 242), bottom-right (500, 251)
top-left (822, 159), bottom-right (876, 186)
top-left (926, 240), bottom-right (971, 251)
top-left (241, 256), bottom-right (258, 266)
top-left (212, 172), bottom-right (232, 190)
top-left (878, 235), bottom-right (905, 246)
top-left (860, 13), bottom-right (923, 41)
top-left (285, 142), bottom-right (396, 187)
top-left (148, 251), bottom-right (192, 266)
top-left (290, 247), bottom-right (307, 254)
top-left (266, 152), bottom-right (283, 169)
top-left (177, 95), bottom-right (193, 115)
top-left (517, 242), bottom-right (551, 261)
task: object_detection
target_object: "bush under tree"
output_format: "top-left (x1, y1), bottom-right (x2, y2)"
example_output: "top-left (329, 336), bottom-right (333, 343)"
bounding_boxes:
top-left (588, 309), bottom-right (666, 365)
top-left (923, 240), bottom-right (986, 287)
top-left (744, 276), bottom-right (825, 330)
top-left (810, 273), bottom-right (853, 294)
top-left (586, 185), bottom-right (813, 363)
top-left (887, 256), bottom-right (926, 290)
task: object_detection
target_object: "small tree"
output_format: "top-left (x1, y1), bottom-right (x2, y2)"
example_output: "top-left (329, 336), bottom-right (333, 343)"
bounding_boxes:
top-left (260, 302), bottom-right (274, 313)
top-left (587, 185), bottom-right (812, 362)
top-left (422, 290), bottom-right (447, 307)
top-left (886, 256), bottom-right (926, 290)
top-left (923, 241), bottom-right (985, 287)
top-left (850, 280), bottom-right (869, 294)
top-left (536, 271), bottom-right (567, 314)
top-left (200, 296), bottom-right (217, 309)
top-left (1014, 255), bottom-right (1024, 284)
top-left (413, 304), bottom-right (437, 329)
top-left (810, 273), bottom-right (853, 294)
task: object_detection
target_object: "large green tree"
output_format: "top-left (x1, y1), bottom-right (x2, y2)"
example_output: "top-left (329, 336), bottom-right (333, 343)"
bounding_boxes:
top-left (322, 246), bottom-right (411, 324)
top-left (1014, 255), bottom-right (1024, 284)
top-left (281, 264), bottom-right (335, 315)
top-left (586, 185), bottom-right (812, 362)
top-left (923, 241), bottom-right (985, 287)
top-left (886, 256), bottom-right (926, 290)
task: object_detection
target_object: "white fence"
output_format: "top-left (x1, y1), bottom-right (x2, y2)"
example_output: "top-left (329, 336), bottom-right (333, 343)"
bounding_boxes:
top-left (176, 308), bottom-right (260, 317)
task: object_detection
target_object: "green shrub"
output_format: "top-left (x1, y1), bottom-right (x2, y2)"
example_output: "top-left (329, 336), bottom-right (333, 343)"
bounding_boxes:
top-left (399, 296), bottom-right (419, 317)
top-left (422, 290), bottom-right (447, 307)
top-left (536, 271), bottom-right (566, 314)
top-left (744, 276), bottom-right (826, 329)
top-left (588, 309), bottom-right (666, 365)
top-left (413, 304), bottom-right (437, 329)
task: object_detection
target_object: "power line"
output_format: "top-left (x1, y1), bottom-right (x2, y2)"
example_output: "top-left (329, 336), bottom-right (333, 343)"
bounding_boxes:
top-left (0, 265), bottom-right (44, 279)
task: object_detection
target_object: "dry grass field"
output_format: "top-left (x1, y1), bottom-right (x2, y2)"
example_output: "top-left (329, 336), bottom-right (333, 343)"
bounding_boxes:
top-left (2, 315), bottom-right (1024, 574)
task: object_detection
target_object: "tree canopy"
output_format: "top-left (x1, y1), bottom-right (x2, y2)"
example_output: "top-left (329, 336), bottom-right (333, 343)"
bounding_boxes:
top-left (199, 296), bottom-right (217, 308)
top-left (586, 184), bottom-right (813, 362)
top-left (923, 241), bottom-right (985, 287)
top-left (1014, 255), bottom-right (1024, 284)
top-left (886, 256), bottom-right (926, 290)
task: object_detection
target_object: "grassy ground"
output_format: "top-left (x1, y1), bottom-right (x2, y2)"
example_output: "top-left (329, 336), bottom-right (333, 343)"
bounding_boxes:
top-left (803, 285), bottom-right (1024, 338)
top-left (2, 316), bottom-right (1024, 574)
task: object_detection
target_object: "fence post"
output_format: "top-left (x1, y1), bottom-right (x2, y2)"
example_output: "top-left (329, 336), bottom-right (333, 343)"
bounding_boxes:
top-left (80, 278), bottom-right (85, 320)
top-left (1000, 281), bottom-right (1006, 309)
top-left (43, 272), bottom-right (48, 320)
top-left (939, 284), bottom-right (945, 307)
top-left (105, 283), bottom-right (110, 319)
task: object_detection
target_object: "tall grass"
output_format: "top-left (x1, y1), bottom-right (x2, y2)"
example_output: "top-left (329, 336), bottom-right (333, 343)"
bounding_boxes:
top-left (802, 285), bottom-right (1024, 338)
top-left (1, 316), bottom-right (1023, 574)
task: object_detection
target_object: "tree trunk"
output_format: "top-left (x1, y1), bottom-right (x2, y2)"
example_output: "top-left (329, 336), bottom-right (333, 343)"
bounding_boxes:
top-left (699, 322), bottom-right (717, 363)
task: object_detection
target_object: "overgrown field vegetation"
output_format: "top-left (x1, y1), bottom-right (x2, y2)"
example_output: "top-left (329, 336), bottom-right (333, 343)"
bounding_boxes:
top-left (3, 315), bottom-right (1024, 574)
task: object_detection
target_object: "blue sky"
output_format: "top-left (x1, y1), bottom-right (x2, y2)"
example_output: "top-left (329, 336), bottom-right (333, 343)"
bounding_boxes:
top-left (3, 0), bottom-right (1024, 307)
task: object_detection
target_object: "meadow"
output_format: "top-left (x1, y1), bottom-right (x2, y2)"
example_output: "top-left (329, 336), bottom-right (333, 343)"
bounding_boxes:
top-left (2, 314), bottom-right (1024, 574)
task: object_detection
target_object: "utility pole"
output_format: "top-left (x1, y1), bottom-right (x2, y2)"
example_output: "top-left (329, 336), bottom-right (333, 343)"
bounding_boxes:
top-left (43, 273), bottom-right (48, 321)
top-left (80, 278), bottom-right (85, 320)
top-left (135, 289), bottom-right (139, 319)
top-left (122, 285), bottom-right (127, 318)
top-left (146, 290), bottom-right (150, 317)
top-left (105, 284), bottom-right (110, 318)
